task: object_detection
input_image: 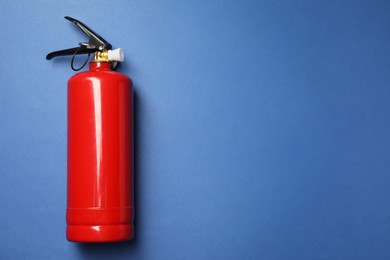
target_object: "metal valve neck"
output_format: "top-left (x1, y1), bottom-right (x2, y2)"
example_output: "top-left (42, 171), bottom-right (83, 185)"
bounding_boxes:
top-left (92, 50), bottom-right (110, 63)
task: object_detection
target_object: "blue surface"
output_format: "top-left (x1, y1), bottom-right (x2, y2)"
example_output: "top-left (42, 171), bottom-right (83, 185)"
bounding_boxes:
top-left (1, 0), bottom-right (390, 259)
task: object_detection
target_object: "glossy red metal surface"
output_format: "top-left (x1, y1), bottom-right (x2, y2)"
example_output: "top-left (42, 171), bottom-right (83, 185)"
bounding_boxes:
top-left (67, 62), bottom-right (133, 242)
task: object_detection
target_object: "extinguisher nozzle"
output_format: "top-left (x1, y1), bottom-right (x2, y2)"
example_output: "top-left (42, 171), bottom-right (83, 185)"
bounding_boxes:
top-left (108, 48), bottom-right (124, 62)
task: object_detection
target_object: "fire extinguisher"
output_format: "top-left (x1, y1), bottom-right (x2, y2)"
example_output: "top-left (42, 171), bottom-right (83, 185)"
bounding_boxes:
top-left (46, 16), bottom-right (134, 242)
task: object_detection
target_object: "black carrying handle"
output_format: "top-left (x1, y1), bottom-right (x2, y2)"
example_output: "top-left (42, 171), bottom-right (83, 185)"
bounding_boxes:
top-left (46, 47), bottom-right (89, 60)
top-left (46, 16), bottom-right (116, 70)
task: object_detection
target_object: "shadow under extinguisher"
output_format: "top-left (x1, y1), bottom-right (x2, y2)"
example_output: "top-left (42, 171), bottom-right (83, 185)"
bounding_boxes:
top-left (75, 90), bottom-right (143, 258)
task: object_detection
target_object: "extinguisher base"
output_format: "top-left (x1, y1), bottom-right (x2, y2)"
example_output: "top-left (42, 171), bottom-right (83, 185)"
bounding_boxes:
top-left (66, 224), bottom-right (134, 242)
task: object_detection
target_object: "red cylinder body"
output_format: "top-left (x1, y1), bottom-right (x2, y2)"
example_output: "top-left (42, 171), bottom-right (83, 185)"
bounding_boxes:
top-left (67, 62), bottom-right (133, 242)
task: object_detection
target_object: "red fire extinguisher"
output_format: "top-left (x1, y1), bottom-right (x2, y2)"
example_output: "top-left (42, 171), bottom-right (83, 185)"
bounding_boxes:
top-left (46, 16), bottom-right (134, 242)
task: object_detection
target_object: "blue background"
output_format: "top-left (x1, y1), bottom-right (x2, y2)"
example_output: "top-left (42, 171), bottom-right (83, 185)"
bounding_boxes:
top-left (1, 0), bottom-right (390, 259)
